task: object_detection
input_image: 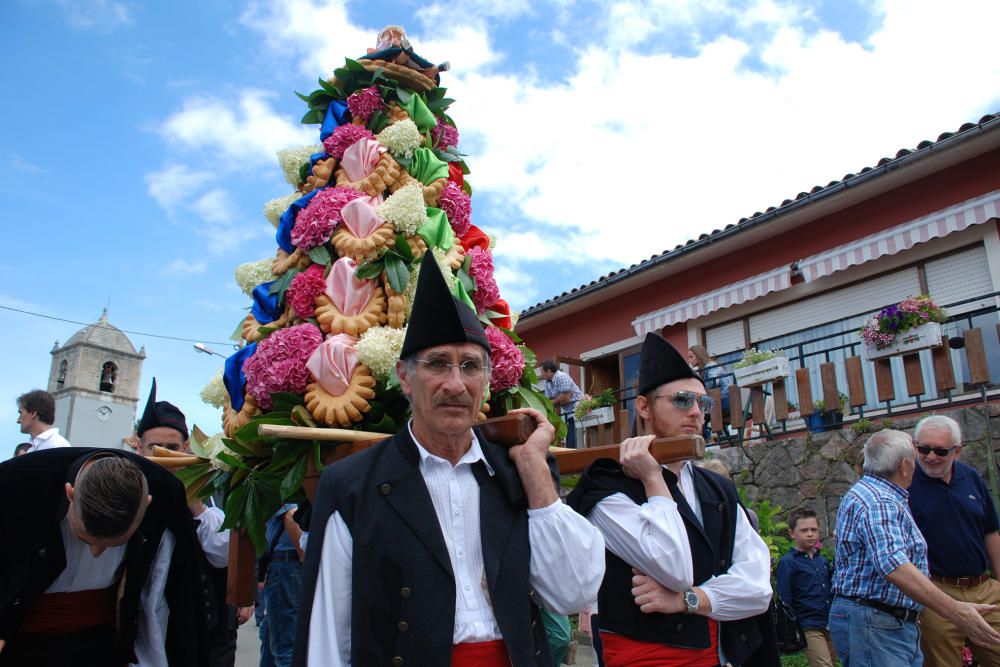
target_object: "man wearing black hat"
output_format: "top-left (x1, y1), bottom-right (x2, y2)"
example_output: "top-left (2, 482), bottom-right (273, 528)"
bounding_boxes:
top-left (137, 380), bottom-right (246, 667)
top-left (568, 333), bottom-right (776, 667)
top-left (0, 447), bottom-right (210, 666)
top-left (292, 257), bottom-right (605, 667)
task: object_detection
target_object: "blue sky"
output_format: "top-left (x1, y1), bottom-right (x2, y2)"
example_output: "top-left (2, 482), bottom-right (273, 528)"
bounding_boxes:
top-left (2, 0), bottom-right (999, 448)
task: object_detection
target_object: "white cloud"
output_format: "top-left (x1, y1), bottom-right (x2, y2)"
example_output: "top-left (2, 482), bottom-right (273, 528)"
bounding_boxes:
top-left (145, 164), bottom-right (214, 213)
top-left (162, 259), bottom-right (208, 276)
top-left (54, 0), bottom-right (131, 31)
top-left (160, 90), bottom-right (314, 164)
top-left (8, 154), bottom-right (44, 173)
top-left (494, 264), bottom-right (540, 308)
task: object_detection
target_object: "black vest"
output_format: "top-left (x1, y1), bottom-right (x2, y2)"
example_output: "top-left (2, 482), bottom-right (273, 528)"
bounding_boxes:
top-left (0, 448), bottom-right (211, 667)
top-left (568, 460), bottom-right (771, 666)
top-left (293, 429), bottom-right (553, 667)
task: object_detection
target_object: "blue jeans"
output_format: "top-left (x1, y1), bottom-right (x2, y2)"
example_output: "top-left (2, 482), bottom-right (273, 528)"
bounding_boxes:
top-left (258, 559), bottom-right (302, 667)
top-left (829, 597), bottom-right (922, 667)
top-left (565, 416), bottom-right (577, 449)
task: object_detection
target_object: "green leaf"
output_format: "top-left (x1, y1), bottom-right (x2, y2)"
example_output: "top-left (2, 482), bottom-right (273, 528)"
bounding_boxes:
top-left (333, 68), bottom-right (351, 83)
top-left (355, 257), bottom-right (385, 280)
top-left (308, 244), bottom-right (332, 265)
top-left (393, 233), bottom-right (414, 262)
top-left (175, 462), bottom-right (212, 487)
top-left (222, 436), bottom-right (255, 457)
top-left (291, 404), bottom-right (318, 427)
top-left (295, 90), bottom-right (311, 103)
top-left (425, 87), bottom-right (445, 102)
top-left (456, 267), bottom-right (475, 294)
top-left (270, 391), bottom-right (305, 412)
top-left (318, 77), bottom-right (341, 96)
top-left (245, 488), bottom-right (265, 553)
top-left (229, 317), bottom-right (246, 343)
top-left (298, 160), bottom-right (311, 184)
top-left (222, 483), bottom-right (249, 530)
top-left (269, 266), bottom-right (300, 295)
top-left (217, 451), bottom-right (251, 471)
top-left (384, 253), bottom-right (410, 293)
top-left (280, 455), bottom-right (309, 500)
top-left (434, 150), bottom-right (461, 163)
top-left (396, 87), bottom-right (412, 104)
top-left (344, 58), bottom-right (368, 74)
top-left (312, 443), bottom-right (325, 473)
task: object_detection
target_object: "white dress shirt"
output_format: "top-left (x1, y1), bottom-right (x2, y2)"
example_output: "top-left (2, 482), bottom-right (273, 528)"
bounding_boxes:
top-left (195, 505), bottom-right (230, 569)
top-left (29, 427), bottom-right (71, 452)
top-left (588, 461), bottom-right (771, 621)
top-left (307, 426), bottom-right (606, 666)
top-left (45, 518), bottom-right (174, 667)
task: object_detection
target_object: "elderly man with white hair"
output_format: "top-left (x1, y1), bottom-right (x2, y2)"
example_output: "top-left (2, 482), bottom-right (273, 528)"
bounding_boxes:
top-left (908, 415), bottom-right (1000, 667)
top-left (829, 429), bottom-right (1000, 667)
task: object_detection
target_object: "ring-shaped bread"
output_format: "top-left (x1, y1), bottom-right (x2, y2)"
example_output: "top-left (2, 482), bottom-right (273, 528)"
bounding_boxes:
top-left (334, 151), bottom-right (403, 198)
top-left (314, 287), bottom-right (387, 337)
top-left (331, 222), bottom-right (396, 262)
top-left (273, 248), bottom-right (312, 275)
top-left (305, 364), bottom-right (377, 427)
top-left (241, 310), bottom-right (290, 343)
top-left (223, 392), bottom-right (261, 438)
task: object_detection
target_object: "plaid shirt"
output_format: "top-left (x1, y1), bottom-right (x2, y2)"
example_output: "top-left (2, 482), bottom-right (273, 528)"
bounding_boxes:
top-left (543, 370), bottom-right (583, 418)
top-left (832, 474), bottom-right (928, 610)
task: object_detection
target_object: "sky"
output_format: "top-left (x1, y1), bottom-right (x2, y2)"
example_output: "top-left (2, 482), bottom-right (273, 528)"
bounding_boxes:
top-left (2, 0), bottom-right (999, 449)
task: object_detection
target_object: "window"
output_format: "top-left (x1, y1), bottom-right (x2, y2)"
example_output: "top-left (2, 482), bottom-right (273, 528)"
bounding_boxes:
top-left (99, 361), bottom-right (117, 393)
top-left (57, 360), bottom-right (67, 390)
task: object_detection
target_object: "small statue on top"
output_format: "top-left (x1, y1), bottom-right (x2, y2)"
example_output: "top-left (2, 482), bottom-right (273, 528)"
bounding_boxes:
top-left (362, 25), bottom-right (449, 82)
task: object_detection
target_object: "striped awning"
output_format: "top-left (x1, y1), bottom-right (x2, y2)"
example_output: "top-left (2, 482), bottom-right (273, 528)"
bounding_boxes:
top-left (797, 189), bottom-right (1000, 283)
top-left (631, 266), bottom-right (791, 336)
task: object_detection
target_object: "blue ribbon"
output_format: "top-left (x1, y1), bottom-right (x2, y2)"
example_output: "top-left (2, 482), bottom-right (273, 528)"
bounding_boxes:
top-left (320, 100), bottom-right (350, 141)
top-left (251, 281), bottom-right (282, 324)
top-left (276, 190), bottom-right (319, 254)
top-left (308, 151), bottom-right (327, 171)
top-left (223, 343), bottom-right (257, 412)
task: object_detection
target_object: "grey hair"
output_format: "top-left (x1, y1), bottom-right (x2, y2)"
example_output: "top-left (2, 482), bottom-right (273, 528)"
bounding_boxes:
top-left (914, 415), bottom-right (962, 448)
top-left (863, 429), bottom-right (915, 478)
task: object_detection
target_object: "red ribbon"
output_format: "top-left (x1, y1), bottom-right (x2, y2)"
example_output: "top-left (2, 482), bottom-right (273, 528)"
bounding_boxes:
top-left (20, 587), bottom-right (117, 634)
top-left (600, 619), bottom-right (719, 667)
top-left (450, 639), bottom-right (510, 667)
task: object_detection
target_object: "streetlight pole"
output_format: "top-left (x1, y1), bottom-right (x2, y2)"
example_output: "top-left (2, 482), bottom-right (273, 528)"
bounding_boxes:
top-left (193, 342), bottom-right (228, 359)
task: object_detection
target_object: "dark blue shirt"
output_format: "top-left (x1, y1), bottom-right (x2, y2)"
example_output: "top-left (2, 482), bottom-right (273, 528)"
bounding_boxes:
top-left (908, 460), bottom-right (999, 577)
top-left (777, 547), bottom-right (833, 630)
top-left (266, 503), bottom-right (298, 553)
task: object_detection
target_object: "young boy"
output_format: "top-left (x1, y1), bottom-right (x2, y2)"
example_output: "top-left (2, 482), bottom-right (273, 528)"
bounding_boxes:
top-left (777, 508), bottom-right (837, 667)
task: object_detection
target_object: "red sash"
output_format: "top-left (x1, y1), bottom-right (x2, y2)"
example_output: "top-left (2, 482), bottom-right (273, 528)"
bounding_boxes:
top-left (600, 619), bottom-right (719, 667)
top-left (450, 639), bottom-right (510, 667)
top-left (20, 587), bottom-right (117, 634)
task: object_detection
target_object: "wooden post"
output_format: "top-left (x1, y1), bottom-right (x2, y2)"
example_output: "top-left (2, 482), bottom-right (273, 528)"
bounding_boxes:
top-left (728, 384), bottom-right (744, 429)
top-left (772, 380), bottom-right (788, 422)
top-left (227, 529), bottom-right (256, 607)
top-left (845, 356), bottom-right (867, 408)
top-left (796, 368), bottom-right (814, 416)
top-left (932, 335), bottom-right (956, 393)
top-left (750, 387), bottom-right (766, 424)
top-left (965, 328), bottom-right (990, 385)
top-left (902, 353), bottom-right (925, 397)
top-left (820, 362), bottom-right (839, 411)
top-left (874, 358), bottom-right (895, 403)
top-left (708, 387), bottom-right (724, 434)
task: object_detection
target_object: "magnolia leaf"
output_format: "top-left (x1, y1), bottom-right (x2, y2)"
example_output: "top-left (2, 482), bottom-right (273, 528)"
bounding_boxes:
top-left (175, 462), bottom-right (212, 487)
top-left (456, 268), bottom-right (475, 294)
top-left (393, 233), bottom-right (414, 262)
top-left (222, 483), bottom-right (249, 530)
top-left (269, 266), bottom-right (300, 294)
top-left (344, 58), bottom-right (368, 74)
top-left (396, 87), bottom-right (412, 104)
top-left (216, 451), bottom-right (250, 471)
top-left (280, 455), bottom-right (309, 501)
top-left (312, 443), bottom-right (325, 473)
top-left (384, 253), bottom-right (410, 294)
top-left (308, 244), bottom-right (332, 265)
top-left (270, 391), bottom-right (305, 411)
top-left (355, 257), bottom-right (385, 280)
top-left (222, 436), bottom-right (255, 457)
top-left (245, 489), bottom-right (266, 554)
top-left (318, 77), bottom-right (340, 96)
top-left (291, 404), bottom-right (318, 427)
top-left (434, 150), bottom-right (461, 163)
top-left (333, 68), bottom-right (351, 83)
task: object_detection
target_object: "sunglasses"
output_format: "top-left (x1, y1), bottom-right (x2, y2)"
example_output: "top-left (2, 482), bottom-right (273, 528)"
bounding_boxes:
top-left (653, 390), bottom-right (714, 414)
top-left (915, 444), bottom-right (959, 457)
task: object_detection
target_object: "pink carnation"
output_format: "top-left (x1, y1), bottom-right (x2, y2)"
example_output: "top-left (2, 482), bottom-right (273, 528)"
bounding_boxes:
top-left (486, 326), bottom-right (523, 393)
top-left (347, 86), bottom-right (385, 123)
top-left (439, 182), bottom-right (471, 237)
top-left (243, 324), bottom-right (323, 410)
top-left (292, 187), bottom-right (366, 250)
top-left (432, 118), bottom-right (459, 149)
top-left (286, 264), bottom-right (327, 318)
top-left (323, 124), bottom-right (374, 159)
top-left (468, 246), bottom-right (500, 314)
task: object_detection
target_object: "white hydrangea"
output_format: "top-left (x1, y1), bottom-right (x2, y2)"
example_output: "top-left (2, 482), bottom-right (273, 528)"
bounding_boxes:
top-left (356, 326), bottom-right (408, 381)
top-left (263, 192), bottom-right (302, 228)
top-left (235, 258), bottom-right (277, 296)
top-left (378, 183), bottom-right (428, 234)
top-left (376, 119), bottom-right (422, 159)
top-left (404, 249), bottom-right (455, 318)
top-left (200, 368), bottom-right (227, 409)
top-left (202, 432), bottom-right (232, 471)
top-left (277, 144), bottom-right (323, 187)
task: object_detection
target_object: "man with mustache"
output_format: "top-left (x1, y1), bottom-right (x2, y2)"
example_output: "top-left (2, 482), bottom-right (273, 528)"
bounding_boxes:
top-left (568, 333), bottom-right (776, 667)
top-left (292, 257), bottom-right (605, 666)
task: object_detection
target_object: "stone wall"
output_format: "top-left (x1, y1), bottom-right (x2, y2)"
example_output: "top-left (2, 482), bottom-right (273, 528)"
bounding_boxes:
top-left (708, 403), bottom-right (1000, 543)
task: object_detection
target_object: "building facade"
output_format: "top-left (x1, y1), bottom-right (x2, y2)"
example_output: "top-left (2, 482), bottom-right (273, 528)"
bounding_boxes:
top-left (48, 309), bottom-right (145, 447)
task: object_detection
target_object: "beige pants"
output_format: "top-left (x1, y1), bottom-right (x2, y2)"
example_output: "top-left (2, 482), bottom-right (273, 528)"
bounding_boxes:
top-left (803, 628), bottom-right (837, 667)
top-left (920, 578), bottom-right (1000, 667)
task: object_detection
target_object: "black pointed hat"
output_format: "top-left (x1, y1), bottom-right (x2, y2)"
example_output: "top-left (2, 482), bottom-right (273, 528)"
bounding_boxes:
top-left (637, 333), bottom-right (703, 396)
top-left (137, 378), bottom-right (189, 440)
top-left (400, 254), bottom-right (490, 359)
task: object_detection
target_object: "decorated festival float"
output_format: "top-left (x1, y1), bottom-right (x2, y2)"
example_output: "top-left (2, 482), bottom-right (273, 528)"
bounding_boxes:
top-left (158, 26), bottom-right (703, 603)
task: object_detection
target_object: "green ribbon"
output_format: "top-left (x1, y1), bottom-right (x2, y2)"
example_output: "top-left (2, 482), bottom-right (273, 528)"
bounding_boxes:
top-left (400, 93), bottom-right (437, 132)
top-left (407, 147), bottom-right (450, 185)
top-left (417, 207), bottom-right (455, 252)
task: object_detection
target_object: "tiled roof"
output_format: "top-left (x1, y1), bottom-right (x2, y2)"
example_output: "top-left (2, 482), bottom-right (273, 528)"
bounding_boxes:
top-left (519, 112), bottom-right (1000, 320)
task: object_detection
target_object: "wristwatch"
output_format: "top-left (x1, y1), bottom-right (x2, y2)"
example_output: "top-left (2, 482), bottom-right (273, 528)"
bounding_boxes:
top-left (683, 588), bottom-right (700, 613)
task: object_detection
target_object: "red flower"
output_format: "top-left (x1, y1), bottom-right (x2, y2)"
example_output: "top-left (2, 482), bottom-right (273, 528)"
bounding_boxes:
top-left (459, 225), bottom-right (490, 253)
top-left (448, 162), bottom-right (464, 187)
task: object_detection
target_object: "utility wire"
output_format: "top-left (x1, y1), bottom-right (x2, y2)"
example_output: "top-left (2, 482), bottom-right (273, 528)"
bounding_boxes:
top-left (0, 304), bottom-right (238, 348)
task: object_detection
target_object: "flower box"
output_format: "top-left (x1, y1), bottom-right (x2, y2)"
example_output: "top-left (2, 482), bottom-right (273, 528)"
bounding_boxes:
top-left (733, 356), bottom-right (790, 387)
top-left (864, 322), bottom-right (942, 360)
top-left (578, 406), bottom-right (615, 427)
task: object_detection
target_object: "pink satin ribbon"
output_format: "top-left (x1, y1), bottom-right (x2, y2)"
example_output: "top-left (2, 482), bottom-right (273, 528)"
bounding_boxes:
top-left (341, 138), bottom-right (387, 182)
top-left (340, 196), bottom-right (386, 238)
top-left (306, 333), bottom-right (359, 397)
top-left (324, 257), bottom-right (377, 316)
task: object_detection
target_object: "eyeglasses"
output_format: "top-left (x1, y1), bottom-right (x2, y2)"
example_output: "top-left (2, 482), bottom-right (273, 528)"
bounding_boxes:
top-left (652, 390), bottom-right (714, 414)
top-left (915, 444), bottom-right (960, 457)
top-left (415, 358), bottom-right (485, 378)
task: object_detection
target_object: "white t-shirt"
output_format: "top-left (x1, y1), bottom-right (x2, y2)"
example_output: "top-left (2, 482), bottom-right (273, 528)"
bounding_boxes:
top-left (29, 427), bottom-right (71, 452)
